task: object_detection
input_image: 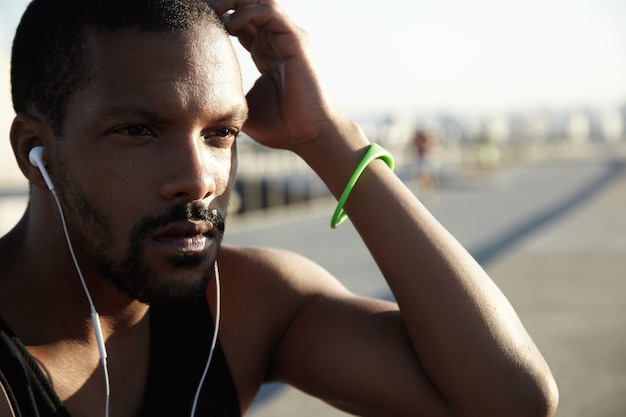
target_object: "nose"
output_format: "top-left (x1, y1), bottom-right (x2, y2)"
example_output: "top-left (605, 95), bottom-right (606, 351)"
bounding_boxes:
top-left (159, 139), bottom-right (218, 202)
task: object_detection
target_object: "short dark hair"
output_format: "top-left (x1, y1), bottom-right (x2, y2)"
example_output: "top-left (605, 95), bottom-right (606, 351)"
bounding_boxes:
top-left (11, 0), bottom-right (225, 134)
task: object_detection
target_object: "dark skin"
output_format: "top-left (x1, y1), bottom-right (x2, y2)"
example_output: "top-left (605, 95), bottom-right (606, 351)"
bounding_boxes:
top-left (0, 1), bottom-right (558, 416)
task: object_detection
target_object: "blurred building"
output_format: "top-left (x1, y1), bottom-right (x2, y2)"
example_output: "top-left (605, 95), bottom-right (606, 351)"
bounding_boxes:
top-left (1, 43), bottom-right (29, 235)
top-left (0, 48), bottom-right (25, 190)
top-left (567, 108), bottom-right (592, 143)
top-left (598, 108), bottom-right (625, 143)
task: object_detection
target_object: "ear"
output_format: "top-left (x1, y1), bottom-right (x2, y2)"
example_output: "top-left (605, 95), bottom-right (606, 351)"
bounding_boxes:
top-left (10, 113), bottom-right (56, 190)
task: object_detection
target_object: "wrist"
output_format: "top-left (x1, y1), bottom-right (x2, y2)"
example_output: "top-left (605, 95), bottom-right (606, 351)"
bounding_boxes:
top-left (331, 143), bottom-right (395, 228)
top-left (293, 118), bottom-right (371, 197)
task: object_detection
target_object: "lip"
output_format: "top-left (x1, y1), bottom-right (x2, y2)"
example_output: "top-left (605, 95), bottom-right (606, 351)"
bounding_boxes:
top-left (151, 221), bottom-right (216, 252)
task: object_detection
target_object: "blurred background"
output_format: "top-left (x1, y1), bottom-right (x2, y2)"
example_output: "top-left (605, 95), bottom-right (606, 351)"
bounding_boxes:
top-left (1, 0), bottom-right (625, 226)
top-left (1, 1), bottom-right (625, 416)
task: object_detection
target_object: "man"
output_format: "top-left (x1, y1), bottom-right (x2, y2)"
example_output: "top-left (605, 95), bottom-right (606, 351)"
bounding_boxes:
top-left (411, 128), bottom-right (439, 193)
top-left (0, 0), bottom-right (558, 416)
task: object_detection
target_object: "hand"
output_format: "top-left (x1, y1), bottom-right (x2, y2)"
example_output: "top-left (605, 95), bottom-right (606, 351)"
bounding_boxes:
top-left (210, 0), bottom-right (345, 153)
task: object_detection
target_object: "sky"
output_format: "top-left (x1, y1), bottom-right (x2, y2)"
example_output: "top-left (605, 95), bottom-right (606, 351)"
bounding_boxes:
top-left (1, 0), bottom-right (626, 119)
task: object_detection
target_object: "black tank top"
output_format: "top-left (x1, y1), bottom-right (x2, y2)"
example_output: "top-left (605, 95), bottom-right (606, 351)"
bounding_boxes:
top-left (0, 297), bottom-right (240, 416)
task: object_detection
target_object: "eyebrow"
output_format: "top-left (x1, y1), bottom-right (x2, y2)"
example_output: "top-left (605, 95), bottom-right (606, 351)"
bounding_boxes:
top-left (216, 103), bottom-right (249, 125)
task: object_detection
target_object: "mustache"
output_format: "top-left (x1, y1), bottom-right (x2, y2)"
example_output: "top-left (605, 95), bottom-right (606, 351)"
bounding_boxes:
top-left (132, 202), bottom-right (226, 238)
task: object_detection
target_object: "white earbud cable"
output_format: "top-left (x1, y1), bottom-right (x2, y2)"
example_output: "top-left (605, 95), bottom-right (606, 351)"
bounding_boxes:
top-left (51, 189), bottom-right (110, 417)
top-left (50, 179), bottom-right (219, 417)
top-left (190, 261), bottom-right (221, 417)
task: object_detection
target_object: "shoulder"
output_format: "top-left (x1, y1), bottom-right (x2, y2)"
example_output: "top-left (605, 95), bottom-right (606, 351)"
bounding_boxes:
top-left (1, 378), bottom-right (16, 417)
top-left (215, 245), bottom-right (352, 338)
top-left (217, 245), bottom-right (348, 296)
top-left (213, 245), bottom-right (354, 410)
top-left (215, 245), bottom-right (408, 415)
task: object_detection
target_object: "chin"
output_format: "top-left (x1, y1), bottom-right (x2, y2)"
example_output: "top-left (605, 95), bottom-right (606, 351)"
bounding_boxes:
top-left (134, 267), bottom-right (213, 305)
top-left (104, 254), bottom-right (215, 306)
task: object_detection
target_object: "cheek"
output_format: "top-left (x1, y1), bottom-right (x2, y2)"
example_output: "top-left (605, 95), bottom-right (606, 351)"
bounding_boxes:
top-left (213, 147), bottom-right (237, 192)
top-left (70, 162), bottom-right (146, 245)
top-left (207, 149), bottom-right (236, 212)
top-left (85, 167), bottom-right (141, 218)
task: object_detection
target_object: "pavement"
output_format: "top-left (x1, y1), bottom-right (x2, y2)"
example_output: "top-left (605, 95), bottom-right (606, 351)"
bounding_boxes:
top-left (484, 158), bottom-right (626, 417)
top-left (226, 142), bottom-right (626, 417)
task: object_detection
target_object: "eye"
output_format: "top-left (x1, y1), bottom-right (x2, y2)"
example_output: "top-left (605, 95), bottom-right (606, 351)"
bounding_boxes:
top-left (204, 127), bottom-right (239, 144)
top-left (113, 124), bottom-right (156, 137)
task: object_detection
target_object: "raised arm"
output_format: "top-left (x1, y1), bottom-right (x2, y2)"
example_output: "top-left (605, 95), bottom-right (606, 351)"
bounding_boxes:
top-left (211, 1), bottom-right (558, 416)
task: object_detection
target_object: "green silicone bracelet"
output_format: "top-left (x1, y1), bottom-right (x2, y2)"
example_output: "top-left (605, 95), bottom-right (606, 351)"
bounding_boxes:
top-left (330, 143), bottom-right (395, 229)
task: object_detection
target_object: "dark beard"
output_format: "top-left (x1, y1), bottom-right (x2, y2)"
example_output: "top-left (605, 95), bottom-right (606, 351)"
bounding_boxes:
top-left (99, 202), bottom-right (226, 305)
top-left (54, 152), bottom-right (228, 305)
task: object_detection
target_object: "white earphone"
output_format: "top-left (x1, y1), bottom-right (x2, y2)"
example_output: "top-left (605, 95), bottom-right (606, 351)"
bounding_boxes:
top-left (28, 145), bottom-right (111, 417)
top-left (28, 146), bottom-right (55, 191)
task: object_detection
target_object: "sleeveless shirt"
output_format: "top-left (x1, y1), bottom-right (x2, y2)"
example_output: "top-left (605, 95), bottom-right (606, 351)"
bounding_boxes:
top-left (0, 297), bottom-right (241, 416)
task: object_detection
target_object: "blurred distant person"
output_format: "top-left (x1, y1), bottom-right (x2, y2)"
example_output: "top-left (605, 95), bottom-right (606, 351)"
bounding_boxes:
top-left (410, 128), bottom-right (440, 193)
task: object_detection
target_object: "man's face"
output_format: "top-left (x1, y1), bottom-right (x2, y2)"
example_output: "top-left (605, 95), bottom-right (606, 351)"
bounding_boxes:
top-left (51, 24), bottom-right (248, 304)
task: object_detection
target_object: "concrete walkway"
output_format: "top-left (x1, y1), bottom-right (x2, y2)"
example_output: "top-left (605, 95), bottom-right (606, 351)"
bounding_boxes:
top-left (487, 160), bottom-right (626, 417)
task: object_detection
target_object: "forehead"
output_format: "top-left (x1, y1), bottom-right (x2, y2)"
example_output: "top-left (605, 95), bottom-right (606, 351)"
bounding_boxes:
top-left (85, 22), bottom-right (239, 74)
top-left (74, 24), bottom-right (245, 113)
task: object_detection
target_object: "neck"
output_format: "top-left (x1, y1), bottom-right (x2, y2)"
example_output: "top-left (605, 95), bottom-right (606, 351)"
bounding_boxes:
top-left (1, 205), bottom-right (153, 417)
top-left (0, 208), bottom-right (148, 346)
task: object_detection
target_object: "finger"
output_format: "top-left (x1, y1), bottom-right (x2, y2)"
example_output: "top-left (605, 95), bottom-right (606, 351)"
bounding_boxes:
top-left (209, 0), bottom-right (275, 16)
top-left (232, 23), bottom-right (257, 52)
top-left (209, 0), bottom-right (296, 35)
top-left (221, 3), bottom-right (292, 35)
